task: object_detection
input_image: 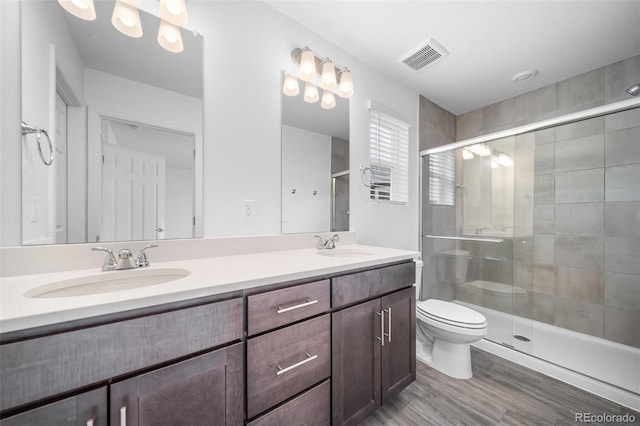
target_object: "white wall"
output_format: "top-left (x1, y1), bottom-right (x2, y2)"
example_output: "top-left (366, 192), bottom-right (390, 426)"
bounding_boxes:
top-left (189, 1), bottom-right (419, 250)
top-left (282, 125), bottom-right (331, 234)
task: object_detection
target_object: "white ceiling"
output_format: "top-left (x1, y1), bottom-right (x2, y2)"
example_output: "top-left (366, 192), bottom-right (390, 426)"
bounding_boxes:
top-left (265, 1), bottom-right (640, 115)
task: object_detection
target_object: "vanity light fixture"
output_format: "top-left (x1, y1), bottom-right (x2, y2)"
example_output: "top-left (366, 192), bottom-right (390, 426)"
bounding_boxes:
top-left (157, 19), bottom-right (184, 53)
top-left (337, 68), bottom-right (354, 99)
top-left (320, 59), bottom-right (337, 90)
top-left (159, 0), bottom-right (188, 27)
top-left (321, 90), bottom-right (336, 109)
top-left (58, 0), bottom-right (96, 21)
top-left (112, 0), bottom-right (143, 38)
top-left (282, 73), bottom-right (300, 96)
top-left (303, 82), bottom-right (320, 103)
top-left (299, 48), bottom-right (318, 82)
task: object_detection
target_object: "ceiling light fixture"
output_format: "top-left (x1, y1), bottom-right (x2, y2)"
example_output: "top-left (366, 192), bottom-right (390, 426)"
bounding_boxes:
top-left (57, 0), bottom-right (96, 21)
top-left (512, 69), bottom-right (539, 83)
top-left (285, 47), bottom-right (354, 110)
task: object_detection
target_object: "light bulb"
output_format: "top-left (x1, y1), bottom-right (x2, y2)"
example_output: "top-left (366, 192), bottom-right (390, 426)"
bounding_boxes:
top-left (298, 48), bottom-right (317, 82)
top-left (282, 74), bottom-right (300, 97)
top-left (321, 90), bottom-right (336, 109)
top-left (320, 60), bottom-right (337, 90)
top-left (111, 1), bottom-right (142, 38)
top-left (338, 69), bottom-right (354, 98)
top-left (158, 20), bottom-right (184, 53)
top-left (159, 0), bottom-right (189, 27)
top-left (304, 83), bottom-right (319, 103)
top-left (58, 0), bottom-right (96, 20)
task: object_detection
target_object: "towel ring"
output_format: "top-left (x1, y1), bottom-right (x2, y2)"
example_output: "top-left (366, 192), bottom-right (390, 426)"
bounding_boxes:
top-left (21, 121), bottom-right (53, 166)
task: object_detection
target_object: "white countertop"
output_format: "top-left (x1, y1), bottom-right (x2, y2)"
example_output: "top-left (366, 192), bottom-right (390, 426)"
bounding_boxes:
top-left (0, 244), bottom-right (419, 333)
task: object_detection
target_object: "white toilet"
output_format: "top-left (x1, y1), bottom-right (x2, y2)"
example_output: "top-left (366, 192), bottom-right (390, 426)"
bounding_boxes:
top-left (414, 258), bottom-right (488, 379)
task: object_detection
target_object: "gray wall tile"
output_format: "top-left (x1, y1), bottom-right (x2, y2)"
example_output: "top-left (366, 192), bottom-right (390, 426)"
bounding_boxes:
top-left (605, 237), bottom-right (640, 275)
top-left (483, 98), bottom-right (516, 133)
top-left (532, 292), bottom-right (556, 324)
top-left (515, 85), bottom-right (557, 124)
top-left (555, 235), bottom-right (604, 270)
top-left (605, 108), bottom-right (640, 133)
top-left (605, 55), bottom-right (640, 103)
top-left (535, 128), bottom-right (555, 146)
top-left (556, 68), bottom-right (605, 114)
top-left (605, 127), bottom-right (640, 167)
top-left (605, 201), bottom-right (640, 238)
top-left (534, 143), bottom-right (554, 175)
top-left (456, 108), bottom-right (483, 140)
top-left (533, 263), bottom-right (556, 295)
top-left (605, 271), bottom-right (640, 311)
top-left (533, 234), bottom-right (555, 265)
top-left (604, 306), bottom-right (640, 348)
top-left (554, 134), bottom-right (604, 173)
top-left (555, 116), bottom-right (604, 142)
top-left (605, 164), bottom-right (640, 202)
top-left (556, 266), bottom-right (603, 304)
top-left (555, 168), bottom-right (604, 203)
top-left (555, 203), bottom-right (603, 236)
top-left (534, 174), bottom-right (555, 204)
top-left (554, 298), bottom-right (604, 338)
top-left (534, 205), bottom-right (554, 234)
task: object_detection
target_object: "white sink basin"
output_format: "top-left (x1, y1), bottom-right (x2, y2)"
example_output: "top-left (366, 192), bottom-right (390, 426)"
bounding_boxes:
top-left (317, 249), bottom-right (375, 258)
top-left (24, 268), bottom-right (191, 298)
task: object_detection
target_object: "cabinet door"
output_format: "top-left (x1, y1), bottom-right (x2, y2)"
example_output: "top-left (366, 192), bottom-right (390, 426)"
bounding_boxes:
top-left (331, 298), bottom-right (382, 426)
top-left (2, 387), bottom-right (106, 426)
top-left (110, 343), bottom-right (243, 426)
top-left (381, 286), bottom-right (416, 404)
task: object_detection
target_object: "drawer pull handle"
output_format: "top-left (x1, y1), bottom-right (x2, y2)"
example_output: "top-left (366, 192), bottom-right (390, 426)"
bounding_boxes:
top-left (276, 352), bottom-right (318, 376)
top-left (277, 298), bottom-right (318, 314)
top-left (87, 420), bottom-right (94, 426)
top-left (376, 310), bottom-right (386, 346)
top-left (120, 406), bottom-right (127, 426)
top-left (386, 307), bottom-right (392, 343)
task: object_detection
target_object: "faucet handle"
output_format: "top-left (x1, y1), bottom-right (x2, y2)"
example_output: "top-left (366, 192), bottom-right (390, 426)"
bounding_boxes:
top-left (136, 244), bottom-right (159, 267)
top-left (313, 235), bottom-right (325, 249)
top-left (91, 247), bottom-right (116, 271)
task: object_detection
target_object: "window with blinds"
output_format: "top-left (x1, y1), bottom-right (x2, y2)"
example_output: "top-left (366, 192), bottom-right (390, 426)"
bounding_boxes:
top-left (428, 151), bottom-right (455, 205)
top-left (369, 109), bottom-right (410, 204)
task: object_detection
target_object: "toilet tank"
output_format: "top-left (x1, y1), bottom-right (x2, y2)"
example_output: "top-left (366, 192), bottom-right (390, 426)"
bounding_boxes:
top-left (436, 250), bottom-right (469, 285)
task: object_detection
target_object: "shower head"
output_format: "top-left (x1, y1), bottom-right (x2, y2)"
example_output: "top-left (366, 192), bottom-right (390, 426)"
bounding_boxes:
top-left (627, 84), bottom-right (640, 97)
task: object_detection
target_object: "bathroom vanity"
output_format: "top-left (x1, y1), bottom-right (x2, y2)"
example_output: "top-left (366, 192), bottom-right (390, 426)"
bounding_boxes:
top-left (0, 244), bottom-right (417, 425)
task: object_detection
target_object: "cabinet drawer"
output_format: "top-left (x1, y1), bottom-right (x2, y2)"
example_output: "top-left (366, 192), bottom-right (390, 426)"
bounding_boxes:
top-left (247, 314), bottom-right (331, 419)
top-left (248, 280), bottom-right (330, 336)
top-left (0, 298), bottom-right (243, 411)
top-left (332, 262), bottom-right (415, 308)
top-left (247, 380), bottom-right (330, 426)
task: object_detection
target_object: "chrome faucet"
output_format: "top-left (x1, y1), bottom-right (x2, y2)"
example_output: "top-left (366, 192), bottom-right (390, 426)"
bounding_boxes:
top-left (314, 234), bottom-right (340, 250)
top-left (92, 244), bottom-right (158, 271)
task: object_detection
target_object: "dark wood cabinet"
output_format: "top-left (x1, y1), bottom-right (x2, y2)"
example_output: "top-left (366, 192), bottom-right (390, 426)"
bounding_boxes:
top-left (332, 268), bottom-right (415, 426)
top-left (110, 342), bottom-right (243, 426)
top-left (1, 387), bottom-right (106, 426)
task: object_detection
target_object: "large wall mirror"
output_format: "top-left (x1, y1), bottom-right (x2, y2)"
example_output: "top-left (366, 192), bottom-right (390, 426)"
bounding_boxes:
top-left (20, 0), bottom-right (203, 245)
top-left (281, 74), bottom-right (349, 234)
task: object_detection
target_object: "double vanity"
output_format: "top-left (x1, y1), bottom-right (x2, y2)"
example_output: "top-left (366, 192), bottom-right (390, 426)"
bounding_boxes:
top-left (0, 238), bottom-right (418, 425)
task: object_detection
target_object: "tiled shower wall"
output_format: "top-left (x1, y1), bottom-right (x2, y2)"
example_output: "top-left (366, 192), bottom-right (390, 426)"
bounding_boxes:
top-left (455, 55), bottom-right (640, 348)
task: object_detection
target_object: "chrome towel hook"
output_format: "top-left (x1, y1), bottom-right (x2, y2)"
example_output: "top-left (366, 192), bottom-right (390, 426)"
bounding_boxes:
top-left (21, 121), bottom-right (53, 166)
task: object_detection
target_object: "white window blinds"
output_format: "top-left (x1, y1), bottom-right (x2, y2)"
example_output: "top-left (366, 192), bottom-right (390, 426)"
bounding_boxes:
top-left (369, 109), bottom-right (410, 204)
top-left (428, 150), bottom-right (455, 205)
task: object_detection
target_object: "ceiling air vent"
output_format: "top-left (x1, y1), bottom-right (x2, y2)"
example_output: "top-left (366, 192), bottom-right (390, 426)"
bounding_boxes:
top-left (399, 38), bottom-right (449, 71)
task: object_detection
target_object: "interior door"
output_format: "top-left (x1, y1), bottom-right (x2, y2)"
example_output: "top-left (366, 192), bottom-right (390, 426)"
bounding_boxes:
top-left (101, 143), bottom-right (166, 242)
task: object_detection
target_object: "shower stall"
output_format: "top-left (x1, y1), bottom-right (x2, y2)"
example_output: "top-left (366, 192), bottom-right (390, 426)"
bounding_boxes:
top-left (420, 101), bottom-right (640, 409)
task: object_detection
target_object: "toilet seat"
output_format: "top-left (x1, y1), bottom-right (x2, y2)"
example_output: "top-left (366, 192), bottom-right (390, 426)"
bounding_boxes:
top-left (417, 299), bottom-right (487, 329)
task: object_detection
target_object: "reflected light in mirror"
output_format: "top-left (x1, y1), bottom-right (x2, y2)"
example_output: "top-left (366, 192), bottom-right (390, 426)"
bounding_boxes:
top-left (112, 0), bottom-right (143, 38)
top-left (491, 156), bottom-right (499, 169)
top-left (337, 68), bottom-right (354, 98)
top-left (58, 0), bottom-right (96, 20)
top-left (497, 153), bottom-right (514, 167)
top-left (321, 90), bottom-right (336, 110)
top-left (159, 0), bottom-right (189, 27)
top-left (320, 59), bottom-right (337, 90)
top-left (304, 83), bottom-right (319, 103)
top-left (283, 74), bottom-right (300, 96)
top-left (299, 48), bottom-right (317, 82)
top-left (158, 20), bottom-right (184, 53)
top-left (469, 143), bottom-right (491, 157)
top-left (462, 149), bottom-right (474, 160)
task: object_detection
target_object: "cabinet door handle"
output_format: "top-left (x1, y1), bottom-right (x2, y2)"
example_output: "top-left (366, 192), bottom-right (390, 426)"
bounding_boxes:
top-left (120, 406), bottom-right (127, 426)
top-left (87, 420), bottom-right (94, 426)
top-left (376, 310), bottom-right (385, 346)
top-left (386, 307), bottom-right (392, 343)
top-left (276, 352), bottom-right (318, 376)
top-left (277, 298), bottom-right (318, 314)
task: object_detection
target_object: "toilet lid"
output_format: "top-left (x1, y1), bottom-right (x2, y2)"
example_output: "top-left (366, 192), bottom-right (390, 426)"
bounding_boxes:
top-left (417, 299), bottom-right (487, 328)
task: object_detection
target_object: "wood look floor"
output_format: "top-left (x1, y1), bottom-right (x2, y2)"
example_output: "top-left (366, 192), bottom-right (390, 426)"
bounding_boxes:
top-left (360, 348), bottom-right (640, 426)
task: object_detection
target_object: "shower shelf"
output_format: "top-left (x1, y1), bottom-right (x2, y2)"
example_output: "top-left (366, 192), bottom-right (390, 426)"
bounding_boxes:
top-left (423, 235), bottom-right (504, 243)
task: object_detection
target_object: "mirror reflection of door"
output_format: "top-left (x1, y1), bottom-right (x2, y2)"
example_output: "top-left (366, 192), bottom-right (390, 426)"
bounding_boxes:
top-left (98, 118), bottom-right (195, 242)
